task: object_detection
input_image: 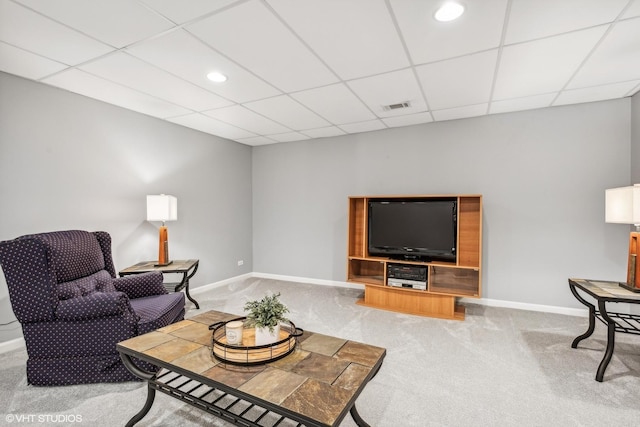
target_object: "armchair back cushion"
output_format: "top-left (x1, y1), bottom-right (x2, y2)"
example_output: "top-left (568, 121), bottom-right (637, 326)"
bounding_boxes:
top-left (0, 230), bottom-right (185, 386)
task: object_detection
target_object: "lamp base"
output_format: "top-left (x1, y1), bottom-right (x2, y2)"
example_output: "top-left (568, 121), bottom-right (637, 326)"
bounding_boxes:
top-left (618, 282), bottom-right (640, 293)
top-left (157, 225), bottom-right (171, 267)
top-left (154, 260), bottom-right (173, 267)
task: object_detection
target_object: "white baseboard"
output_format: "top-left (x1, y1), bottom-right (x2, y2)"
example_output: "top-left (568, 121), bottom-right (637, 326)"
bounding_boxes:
top-left (0, 272), bottom-right (588, 354)
top-left (250, 272), bottom-right (588, 317)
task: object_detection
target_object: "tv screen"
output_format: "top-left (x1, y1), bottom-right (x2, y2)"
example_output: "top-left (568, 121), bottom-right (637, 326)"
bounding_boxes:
top-left (367, 198), bottom-right (457, 262)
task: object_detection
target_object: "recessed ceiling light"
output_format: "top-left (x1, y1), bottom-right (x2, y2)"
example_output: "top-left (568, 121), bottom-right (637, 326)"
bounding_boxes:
top-left (207, 71), bottom-right (227, 83)
top-left (434, 2), bottom-right (465, 22)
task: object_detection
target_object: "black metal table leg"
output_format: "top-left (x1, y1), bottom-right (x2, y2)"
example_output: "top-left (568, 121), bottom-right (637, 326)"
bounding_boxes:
top-left (121, 353), bottom-right (158, 426)
top-left (595, 300), bottom-right (616, 382)
top-left (349, 404), bottom-right (371, 427)
top-left (569, 283), bottom-right (596, 348)
top-left (182, 262), bottom-right (200, 309)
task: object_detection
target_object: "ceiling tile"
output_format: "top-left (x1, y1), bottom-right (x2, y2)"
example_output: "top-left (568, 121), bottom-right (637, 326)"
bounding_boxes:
top-left (623, 0), bottom-right (640, 18)
top-left (390, 0), bottom-right (507, 64)
top-left (417, 50), bottom-right (497, 110)
top-left (291, 83), bottom-right (376, 124)
top-left (489, 93), bottom-right (556, 114)
top-left (234, 135), bottom-right (278, 146)
top-left (347, 69), bottom-right (426, 117)
top-left (203, 105), bottom-right (291, 135)
top-left (80, 52), bottom-right (232, 111)
top-left (244, 95), bottom-right (330, 130)
top-left (300, 126), bottom-right (347, 139)
top-left (0, 0), bottom-right (113, 65)
top-left (126, 29), bottom-right (281, 103)
top-left (0, 41), bottom-right (67, 80)
top-left (432, 104), bottom-right (488, 121)
top-left (382, 112), bottom-right (433, 128)
top-left (493, 26), bottom-right (608, 100)
top-left (568, 18), bottom-right (640, 89)
top-left (16, 0), bottom-right (175, 48)
top-left (555, 80), bottom-right (640, 106)
top-left (339, 120), bottom-right (386, 134)
top-left (42, 69), bottom-right (191, 118)
top-left (505, 0), bottom-right (628, 44)
top-left (168, 113), bottom-right (255, 140)
top-left (186, 0), bottom-right (338, 92)
top-left (267, 0), bottom-right (409, 80)
top-left (268, 132), bottom-right (310, 142)
top-left (140, 0), bottom-right (240, 24)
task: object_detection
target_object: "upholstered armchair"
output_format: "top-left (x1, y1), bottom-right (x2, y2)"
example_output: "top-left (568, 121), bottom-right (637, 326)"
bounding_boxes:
top-left (0, 230), bottom-right (185, 386)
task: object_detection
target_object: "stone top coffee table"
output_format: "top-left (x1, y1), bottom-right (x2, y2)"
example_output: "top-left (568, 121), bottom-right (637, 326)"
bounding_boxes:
top-left (117, 310), bottom-right (386, 427)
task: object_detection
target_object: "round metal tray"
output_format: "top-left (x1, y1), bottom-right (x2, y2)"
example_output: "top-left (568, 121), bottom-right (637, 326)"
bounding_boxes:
top-left (209, 317), bottom-right (303, 366)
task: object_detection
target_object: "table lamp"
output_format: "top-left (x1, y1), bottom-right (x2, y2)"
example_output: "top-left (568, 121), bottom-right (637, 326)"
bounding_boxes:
top-left (605, 184), bottom-right (640, 292)
top-left (147, 194), bottom-right (177, 266)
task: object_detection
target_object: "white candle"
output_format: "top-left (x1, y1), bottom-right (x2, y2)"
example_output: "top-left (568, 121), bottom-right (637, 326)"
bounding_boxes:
top-left (225, 320), bottom-right (244, 345)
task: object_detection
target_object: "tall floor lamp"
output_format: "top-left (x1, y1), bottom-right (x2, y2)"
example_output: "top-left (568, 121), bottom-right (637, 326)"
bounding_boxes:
top-left (605, 184), bottom-right (640, 292)
top-left (147, 194), bottom-right (177, 266)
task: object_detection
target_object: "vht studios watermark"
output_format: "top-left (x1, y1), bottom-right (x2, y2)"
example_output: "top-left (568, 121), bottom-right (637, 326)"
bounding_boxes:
top-left (5, 414), bottom-right (83, 423)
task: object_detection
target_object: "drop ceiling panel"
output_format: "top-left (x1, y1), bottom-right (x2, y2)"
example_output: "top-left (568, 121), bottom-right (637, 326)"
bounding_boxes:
top-left (244, 95), bottom-right (330, 130)
top-left (16, 0), bottom-right (174, 48)
top-left (267, 0), bottom-right (409, 80)
top-left (300, 126), bottom-right (347, 139)
top-left (554, 80), bottom-right (640, 106)
top-left (43, 69), bottom-right (191, 118)
top-left (203, 105), bottom-right (291, 135)
top-left (80, 52), bottom-right (232, 111)
top-left (169, 113), bottom-right (256, 140)
top-left (568, 18), bottom-right (640, 89)
top-left (432, 104), bottom-right (488, 121)
top-left (291, 84), bottom-right (376, 124)
top-left (126, 29), bottom-right (281, 103)
top-left (268, 132), bottom-right (310, 143)
top-left (505, 0), bottom-right (628, 44)
top-left (0, 0), bottom-right (113, 65)
top-left (139, 0), bottom-right (240, 24)
top-left (623, 0), bottom-right (640, 18)
top-left (391, 0), bottom-right (507, 64)
top-left (493, 26), bottom-right (608, 100)
top-left (235, 136), bottom-right (277, 146)
top-left (489, 93), bottom-right (555, 114)
top-left (347, 69), bottom-right (426, 117)
top-left (186, 0), bottom-right (338, 92)
top-left (339, 120), bottom-right (386, 134)
top-left (0, 41), bottom-right (67, 80)
top-left (417, 50), bottom-right (498, 110)
top-left (382, 112), bottom-right (433, 128)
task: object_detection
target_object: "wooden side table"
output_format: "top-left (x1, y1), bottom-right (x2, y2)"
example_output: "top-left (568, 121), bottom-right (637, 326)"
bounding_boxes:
top-left (120, 259), bottom-right (200, 309)
top-left (568, 278), bottom-right (640, 381)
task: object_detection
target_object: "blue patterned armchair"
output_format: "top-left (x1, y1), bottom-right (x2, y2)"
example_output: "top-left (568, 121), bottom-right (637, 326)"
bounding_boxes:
top-left (0, 230), bottom-right (185, 386)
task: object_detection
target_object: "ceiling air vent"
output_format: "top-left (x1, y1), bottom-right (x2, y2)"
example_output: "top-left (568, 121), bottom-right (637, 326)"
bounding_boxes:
top-left (383, 101), bottom-right (411, 111)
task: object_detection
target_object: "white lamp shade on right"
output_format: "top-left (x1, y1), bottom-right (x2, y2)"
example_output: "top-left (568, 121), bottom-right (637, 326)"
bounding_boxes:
top-left (147, 195), bottom-right (178, 222)
top-left (605, 185), bottom-right (640, 225)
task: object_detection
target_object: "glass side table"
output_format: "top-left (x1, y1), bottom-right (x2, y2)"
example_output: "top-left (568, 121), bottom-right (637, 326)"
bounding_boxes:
top-left (120, 259), bottom-right (200, 309)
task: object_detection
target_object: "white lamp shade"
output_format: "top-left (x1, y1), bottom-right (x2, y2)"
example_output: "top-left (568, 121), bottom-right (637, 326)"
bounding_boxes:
top-left (147, 195), bottom-right (177, 222)
top-left (605, 184), bottom-right (640, 224)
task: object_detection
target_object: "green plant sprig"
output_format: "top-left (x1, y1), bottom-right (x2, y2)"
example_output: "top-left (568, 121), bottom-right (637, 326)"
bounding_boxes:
top-left (243, 292), bottom-right (290, 333)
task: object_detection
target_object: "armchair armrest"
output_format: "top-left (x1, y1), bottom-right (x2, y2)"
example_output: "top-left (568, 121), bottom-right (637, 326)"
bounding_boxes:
top-left (113, 271), bottom-right (167, 299)
top-left (56, 292), bottom-right (135, 321)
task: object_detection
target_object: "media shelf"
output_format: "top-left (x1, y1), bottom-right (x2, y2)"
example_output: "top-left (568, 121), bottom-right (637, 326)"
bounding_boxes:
top-left (347, 195), bottom-right (482, 320)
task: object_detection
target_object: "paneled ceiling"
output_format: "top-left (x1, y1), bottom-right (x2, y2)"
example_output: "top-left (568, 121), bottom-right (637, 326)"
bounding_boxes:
top-left (1, 0), bottom-right (639, 146)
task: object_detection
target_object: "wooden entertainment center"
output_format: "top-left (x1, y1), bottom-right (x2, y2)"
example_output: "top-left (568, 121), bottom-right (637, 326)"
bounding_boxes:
top-left (347, 194), bottom-right (482, 320)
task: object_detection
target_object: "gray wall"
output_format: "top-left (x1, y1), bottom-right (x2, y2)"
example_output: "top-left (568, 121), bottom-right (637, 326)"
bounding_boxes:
top-left (632, 91), bottom-right (640, 184)
top-left (0, 72), bottom-right (253, 342)
top-left (253, 99), bottom-right (632, 309)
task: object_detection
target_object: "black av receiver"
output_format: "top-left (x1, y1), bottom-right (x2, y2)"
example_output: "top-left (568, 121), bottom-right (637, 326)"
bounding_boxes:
top-left (387, 264), bottom-right (427, 290)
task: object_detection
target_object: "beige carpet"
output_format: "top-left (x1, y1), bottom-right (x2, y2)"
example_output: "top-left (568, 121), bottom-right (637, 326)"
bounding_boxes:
top-left (1, 277), bottom-right (640, 426)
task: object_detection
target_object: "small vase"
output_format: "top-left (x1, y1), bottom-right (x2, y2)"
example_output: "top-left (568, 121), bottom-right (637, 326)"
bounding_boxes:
top-left (255, 324), bottom-right (280, 346)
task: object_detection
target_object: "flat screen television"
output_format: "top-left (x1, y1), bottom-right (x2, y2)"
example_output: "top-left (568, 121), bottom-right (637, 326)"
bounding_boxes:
top-left (367, 198), bottom-right (457, 262)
